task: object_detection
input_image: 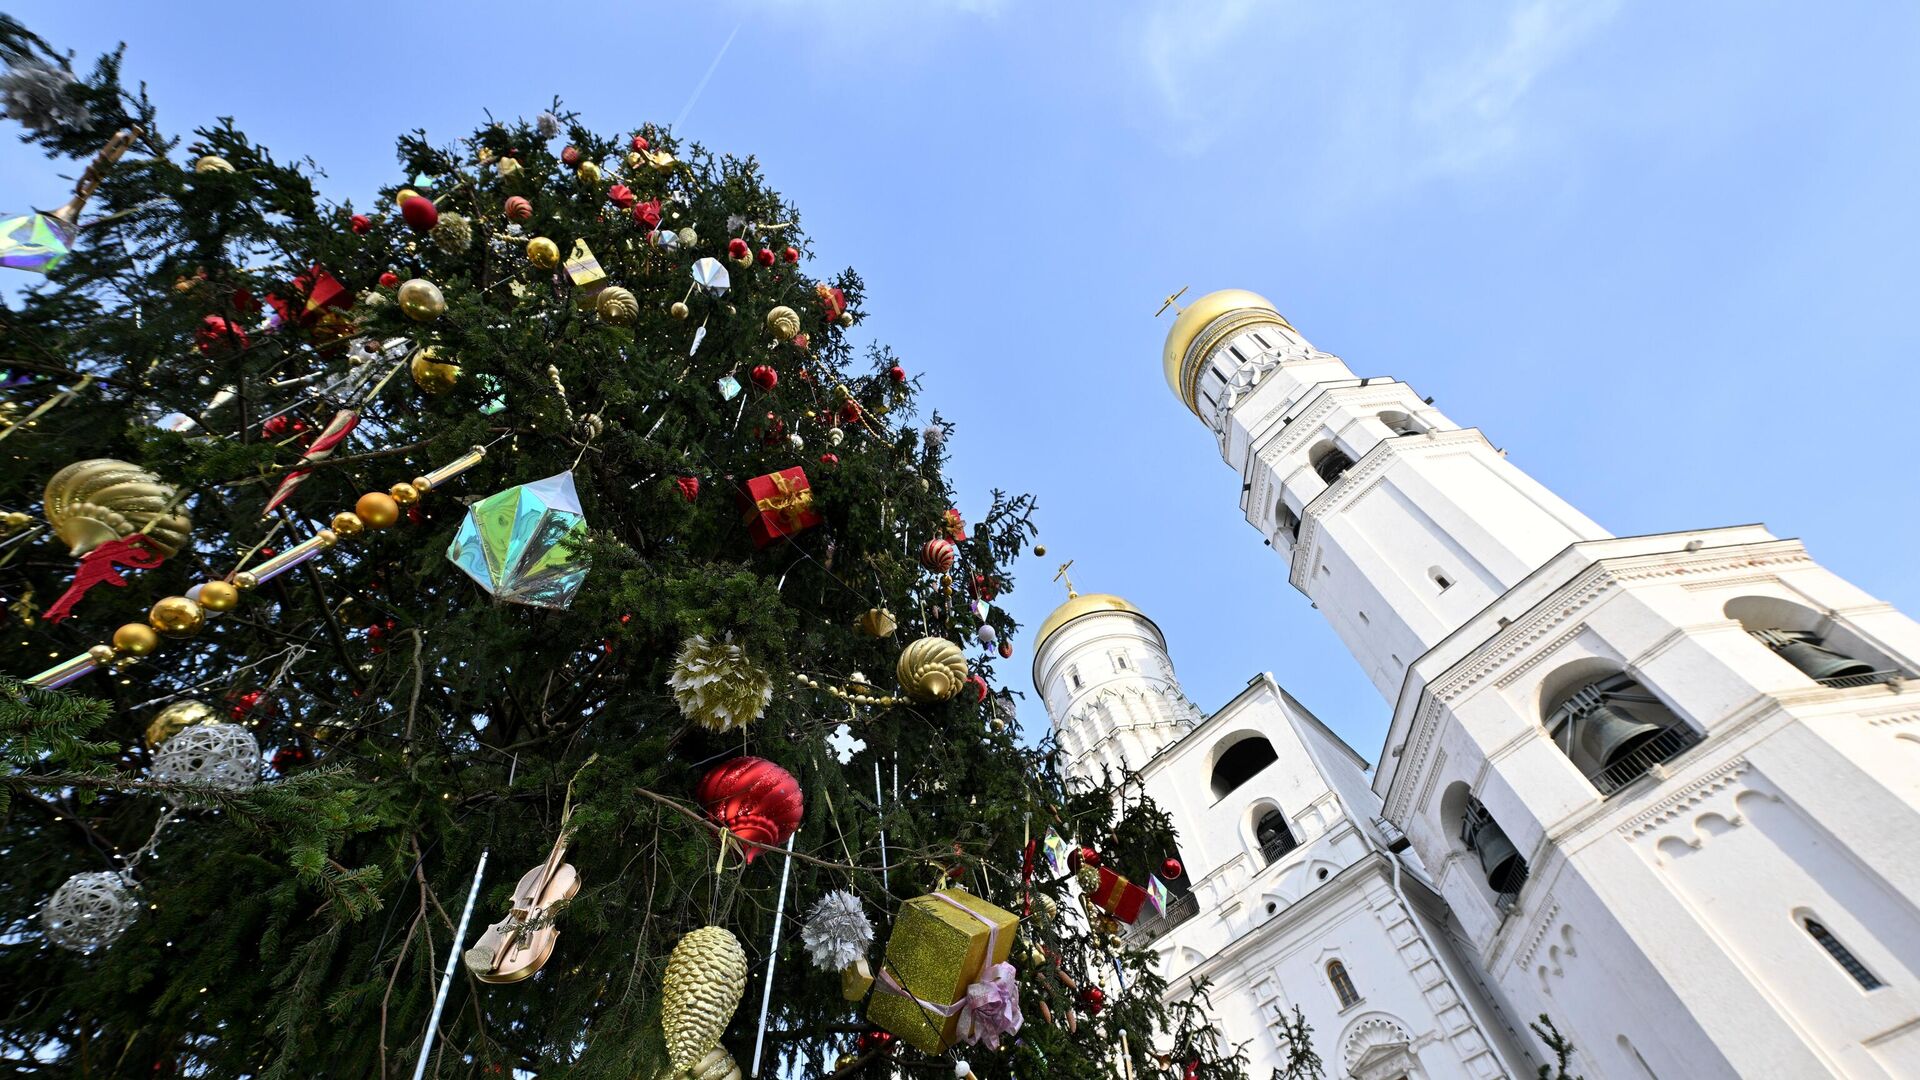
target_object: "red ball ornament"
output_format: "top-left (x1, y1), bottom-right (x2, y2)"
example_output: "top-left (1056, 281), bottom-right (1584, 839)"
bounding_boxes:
top-left (262, 415), bottom-right (293, 439)
top-left (972, 573), bottom-right (999, 601)
top-left (1161, 857), bottom-right (1184, 880)
top-left (695, 757), bottom-right (804, 864)
top-left (630, 134), bottom-right (649, 151)
top-left (728, 237), bottom-right (750, 259)
top-left (504, 195), bottom-right (533, 221)
top-left (350, 213), bottom-right (371, 234)
top-left (840, 400), bottom-right (863, 424)
top-left (819, 452), bottom-right (840, 468)
top-left (750, 365), bottom-right (779, 390)
top-left (919, 538), bottom-right (956, 573)
top-left (379, 271), bottom-right (400, 288)
top-left (782, 246), bottom-right (800, 264)
top-left (399, 194), bottom-right (438, 232)
top-left (1078, 845), bottom-right (1102, 869)
top-left (1077, 986), bottom-right (1106, 1015)
top-left (607, 183), bottom-right (636, 209)
top-left (998, 640), bottom-right (1014, 660)
top-left (196, 315), bottom-right (248, 355)
top-left (967, 674), bottom-right (990, 704)
top-left (755, 247), bottom-right (775, 267)
top-left (561, 145), bottom-right (582, 166)
top-left (887, 364), bottom-right (907, 383)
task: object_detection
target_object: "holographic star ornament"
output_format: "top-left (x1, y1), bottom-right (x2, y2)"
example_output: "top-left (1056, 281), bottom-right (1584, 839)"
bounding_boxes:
top-left (446, 471), bottom-right (590, 609)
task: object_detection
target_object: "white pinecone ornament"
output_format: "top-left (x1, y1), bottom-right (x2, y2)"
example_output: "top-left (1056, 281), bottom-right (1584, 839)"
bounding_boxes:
top-left (431, 211), bottom-right (473, 254)
top-left (661, 926), bottom-right (749, 1073)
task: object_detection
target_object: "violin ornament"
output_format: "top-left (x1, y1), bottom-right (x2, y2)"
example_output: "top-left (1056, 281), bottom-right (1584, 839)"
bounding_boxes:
top-left (464, 829), bottom-right (580, 984)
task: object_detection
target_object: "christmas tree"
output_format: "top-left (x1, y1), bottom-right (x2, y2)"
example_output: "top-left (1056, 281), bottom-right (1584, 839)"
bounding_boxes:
top-left (0, 18), bottom-right (1243, 1079)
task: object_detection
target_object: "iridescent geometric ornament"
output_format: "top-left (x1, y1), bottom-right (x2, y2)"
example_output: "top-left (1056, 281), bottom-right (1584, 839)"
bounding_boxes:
top-left (716, 374), bottom-right (741, 401)
top-left (150, 721), bottom-right (261, 796)
top-left (0, 210), bottom-right (75, 273)
top-left (690, 256), bottom-right (730, 294)
top-left (42, 870), bottom-right (139, 953)
top-left (446, 471), bottom-right (590, 609)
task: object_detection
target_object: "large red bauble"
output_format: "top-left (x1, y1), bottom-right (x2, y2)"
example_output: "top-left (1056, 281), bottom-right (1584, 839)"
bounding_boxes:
top-left (196, 315), bottom-right (248, 355)
top-left (400, 195), bottom-right (438, 232)
top-left (967, 674), bottom-right (990, 704)
top-left (728, 237), bottom-right (750, 259)
top-left (1161, 857), bottom-right (1184, 880)
top-left (696, 756), bottom-right (803, 863)
top-left (782, 246), bottom-right (800, 264)
top-left (350, 213), bottom-right (371, 234)
top-left (561, 145), bottom-right (582, 166)
top-left (379, 271), bottom-right (400, 288)
top-left (1077, 986), bottom-right (1105, 1015)
top-left (887, 364), bottom-right (907, 383)
top-left (504, 195), bottom-right (533, 221)
top-left (750, 364), bottom-right (779, 390)
top-left (919, 538), bottom-right (956, 573)
top-left (1078, 845), bottom-right (1102, 869)
top-left (755, 247), bottom-right (775, 267)
top-left (630, 134), bottom-right (649, 151)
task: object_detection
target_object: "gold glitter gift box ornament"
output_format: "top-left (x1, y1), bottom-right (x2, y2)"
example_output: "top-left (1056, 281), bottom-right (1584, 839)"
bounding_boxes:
top-left (866, 889), bottom-right (1018, 1054)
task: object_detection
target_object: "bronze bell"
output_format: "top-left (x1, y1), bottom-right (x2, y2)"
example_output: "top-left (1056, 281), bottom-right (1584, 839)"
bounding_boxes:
top-left (1563, 703), bottom-right (1665, 775)
top-left (1770, 639), bottom-right (1874, 682)
top-left (1465, 816), bottom-right (1527, 894)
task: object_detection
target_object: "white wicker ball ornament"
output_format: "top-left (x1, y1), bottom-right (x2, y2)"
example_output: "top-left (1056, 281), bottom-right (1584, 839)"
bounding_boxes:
top-left (42, 871), bottom-right (140, 953)
top-left (150, 721), bottom-right (260, 794)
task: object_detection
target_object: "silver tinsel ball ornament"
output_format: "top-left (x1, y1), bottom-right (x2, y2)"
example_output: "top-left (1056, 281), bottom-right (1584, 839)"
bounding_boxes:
top-left (42, 871), bottom-right (139, 953)
top-left (150, 721), bottom-right (260, 795)
top-left (535, 111), bottom-right (560, 139)
top-left (800, 889), bottom-right (874, 972)
top-left (0, 60), bottom-right (89, 133)
top-left (976, 624), bottom-right (999, 648)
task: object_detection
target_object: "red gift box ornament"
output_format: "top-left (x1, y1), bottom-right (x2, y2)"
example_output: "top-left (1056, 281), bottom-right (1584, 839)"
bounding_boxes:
top-left (696, 756), bottom-right (803, 864)
top-left (1078, 864), bottom-right (1148, 925)
top-left (738, 467), bottom-right (822, 549)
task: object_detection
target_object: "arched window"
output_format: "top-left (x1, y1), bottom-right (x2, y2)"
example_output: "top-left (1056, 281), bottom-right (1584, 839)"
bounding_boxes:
top-left (1804, 918), bottom-right (1883, 989)
top-left (1459, 796), bottom-right (1528, 907)
top-left (1725, 596), bottom-right (1902, 689)
top-left (1067, 665), bottom-right (1082, 691)
top-left (1326, 960), bottom-right (1361, 1008)
top-left (1212, 736), bottom-right (1278, 798)
top-left (1379, 410), bottom-right (1422, 436)
top-left (1545, 672), bottom-right (1699, 797)
top-left (1256, 808), bottom-right (1297, 863)
top-left (1275, 504), bottom-right (1299, 546)
top-left (1429, 565), bottom-right (1454, 592)
top-left (1311, 444), bottom-right (1355, 485)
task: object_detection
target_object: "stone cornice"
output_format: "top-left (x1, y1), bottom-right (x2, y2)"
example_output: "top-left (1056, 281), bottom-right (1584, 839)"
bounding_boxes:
top-left (1617, 757), bottom-right (1752, 838)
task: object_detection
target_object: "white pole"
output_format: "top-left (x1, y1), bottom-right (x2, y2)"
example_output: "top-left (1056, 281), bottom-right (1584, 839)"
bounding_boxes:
top-left (412, 849), bottom-right (488, 1080)
top-left (750, 833), bottom-right (798, 1077)
top-left (874, 762), bottom-right (890, 893)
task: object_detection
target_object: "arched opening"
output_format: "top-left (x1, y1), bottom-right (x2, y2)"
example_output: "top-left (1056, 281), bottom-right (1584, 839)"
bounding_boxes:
top-left (1310, 442), bottom-right (1355, 485)
top-left (1255, 807), bottom-right (1297, 864)
top-left (1803, 916), bottom-right (1883, 990)
top-left (1326, 959), bottom-right (1361, 1008)
top-left (1459, 795), bottom-right (1528, 909)
top-left (1211, 735), bottom-right (1278, 799)
top-left (1428, 565), bottom-right (1453, 592)
top-left (1724, 596), bottom-right (1902, 689)
top-left (1379, 410), bottom-right (1422, 436)
top-left (1544, 671), bottom-right (1700, 797)
top-left (1275, 503), bottom-right (1300, 546)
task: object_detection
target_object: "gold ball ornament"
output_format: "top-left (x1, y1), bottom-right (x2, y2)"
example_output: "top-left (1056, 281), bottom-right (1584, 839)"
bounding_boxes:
top-left (765, 305), bottom-right (801, 341)
top-left (396, 278), bottom-right (447, 322)
top-left (409, 347), bottom-right (461, 394)
top-left (389, 482), bottom-right (420, 506)
top-left (355, 492), bottom-right (400, 529)
top-left (678, 226), bottom-right (699, 247)
top-left (577, 160), bottom-right (602, 184)
top-left (596, 285), bottom-right (639, 324)
top-left (856, 607), bottom-right (897, 638)
top-left (838, 311), bottom-right (854, 327)
top-left (661, 926), bottom-right (749, 1074)
top-left (395, 187), bottom-right (420, 206)
top-left (145, 699), bottom-right (216, 748)
top-left (193, 155), bottom-right (235, 174)
top-left (625, 150), bottom-right (644, 170)
top-left (896, 636), bottom-right (969, 702)
top-left (232, 571), bottom-right (259, 590)
top-left (43, 459), bottom-right (193, 557)
top-left (1034, 545), bottom-right (1048, 558)
top-left (330, 511), bottom-right (365, 537)
top-left (314, 528), bottom-right (338, 549)
top-left (148, 596), bottom-right (205, 637)
top-left (196, 580), bottom-right (241, 612)
top-left (113, 622), bottom-right (160, 657)
top-left (527, 237), bottom-right (561, 269)
top-left (670, 301), bottom-right (690, 320)
top-left (87, 644), bottom-right (116, 665)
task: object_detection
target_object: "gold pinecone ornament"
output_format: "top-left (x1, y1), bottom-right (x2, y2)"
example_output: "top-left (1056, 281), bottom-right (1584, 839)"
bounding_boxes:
top-left (42, 459), bottom-right (192, 557)
top-left (896, 636), bottom-right (969, 701)
top-left (431, 211), bottom-right (473, 254)
top-left (650, 1047), bottom-right (743, 1080)
top-left (661, 926), bottom-right (749, 1074)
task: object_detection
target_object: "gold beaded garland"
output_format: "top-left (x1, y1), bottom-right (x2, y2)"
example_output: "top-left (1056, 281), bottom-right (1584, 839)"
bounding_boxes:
top-left (355, 493), bottom-right (401, 529)
top-left (197, 580), bottom-right (241, 612)
top-left (112, 622), bottom-right (160, 656)
top-left (314, 529), bottom-right (339, 549)
top-left (389, 482), bottom-right (420, 506)
top-left (148, 596), bottom-right (205, 637)
top-left (331, 511), bottom-right (364, 536)
top-left (233, 571), bottom-right (259, 590)
top-left (88, 644), bottom-right (116, 664)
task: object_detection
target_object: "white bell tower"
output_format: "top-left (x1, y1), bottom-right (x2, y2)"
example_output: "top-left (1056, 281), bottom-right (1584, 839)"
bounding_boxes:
top-left (1168, 287), bottom-right (1920, 1079)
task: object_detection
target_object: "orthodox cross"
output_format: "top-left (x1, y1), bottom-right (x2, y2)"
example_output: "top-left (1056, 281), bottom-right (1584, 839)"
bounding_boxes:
top-left (1052, 559), bottom-right (1078, 600)
top-left (1155, 286), bottom-right (1189, 318)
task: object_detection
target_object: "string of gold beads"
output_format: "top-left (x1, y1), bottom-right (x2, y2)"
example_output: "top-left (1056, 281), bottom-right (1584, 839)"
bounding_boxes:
top-left (793, 672), bottom-right (902, 708)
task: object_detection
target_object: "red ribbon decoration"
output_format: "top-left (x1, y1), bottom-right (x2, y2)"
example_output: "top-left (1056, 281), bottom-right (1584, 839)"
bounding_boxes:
top-left (43, 534), bottom-right (167, 623)
top-left (261, 408), bottom-right (359, 516)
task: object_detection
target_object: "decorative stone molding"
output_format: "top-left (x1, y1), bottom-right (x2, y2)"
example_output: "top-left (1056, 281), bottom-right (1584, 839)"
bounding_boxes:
top-left (1492, 624), bottom-right (1591, 690)
top-left (1618, 758), bottom-right (1751, 838)
top-left (1515, 900), bottom-right (1561, 969)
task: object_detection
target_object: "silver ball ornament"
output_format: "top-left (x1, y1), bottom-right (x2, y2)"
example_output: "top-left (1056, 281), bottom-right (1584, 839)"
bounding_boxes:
top-left (150, 721), bottom-right (260, 796)
top-left (42, 871), bottom-right (140, 953)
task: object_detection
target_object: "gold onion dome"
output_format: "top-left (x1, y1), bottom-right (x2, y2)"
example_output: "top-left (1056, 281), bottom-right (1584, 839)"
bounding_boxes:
top-left (1161, 288), bottom-right (1296, 414)
top-left (1032, 593), bottom-right (1148, 649)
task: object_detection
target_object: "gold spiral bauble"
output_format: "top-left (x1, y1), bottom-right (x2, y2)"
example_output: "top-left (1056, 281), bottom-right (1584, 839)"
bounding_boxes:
top-left (896, 636), bottom-right (969, 702)
top-left (42, 459), bottom-right (192, 557)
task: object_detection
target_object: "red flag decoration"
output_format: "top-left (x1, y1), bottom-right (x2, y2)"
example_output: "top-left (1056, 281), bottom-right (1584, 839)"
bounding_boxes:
top-left (261, 409), bottom-right (359, 517)
top-left (43, 535), bottom-right (167, 622)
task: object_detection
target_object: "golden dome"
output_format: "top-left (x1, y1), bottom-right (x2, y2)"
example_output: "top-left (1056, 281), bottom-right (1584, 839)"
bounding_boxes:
top-left (1161, 289), bottom-right (1294, 413)
top-left (1033, 593), bottom-right (1148, 649)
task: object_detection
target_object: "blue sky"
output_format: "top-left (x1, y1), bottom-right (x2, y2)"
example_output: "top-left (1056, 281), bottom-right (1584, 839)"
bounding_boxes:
top-left (7, 1), bottom-right (1918, 762)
